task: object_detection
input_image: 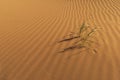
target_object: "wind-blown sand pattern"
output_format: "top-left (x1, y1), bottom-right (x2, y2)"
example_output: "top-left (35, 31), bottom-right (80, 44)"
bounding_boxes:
top-left (0, 0), bottom-right (120, 80)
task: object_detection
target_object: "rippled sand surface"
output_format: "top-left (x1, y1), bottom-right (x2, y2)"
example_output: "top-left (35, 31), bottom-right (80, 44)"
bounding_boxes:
top-left (0, 0), bottom-right (120, 80)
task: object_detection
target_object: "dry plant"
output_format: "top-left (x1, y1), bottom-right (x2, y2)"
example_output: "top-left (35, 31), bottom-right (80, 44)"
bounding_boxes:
top-left (57, 22), bottom-right (100, 55)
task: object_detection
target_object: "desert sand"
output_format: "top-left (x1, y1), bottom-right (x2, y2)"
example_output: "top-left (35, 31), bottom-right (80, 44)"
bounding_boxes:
top-left (0, 0), bottom-right (120, 80)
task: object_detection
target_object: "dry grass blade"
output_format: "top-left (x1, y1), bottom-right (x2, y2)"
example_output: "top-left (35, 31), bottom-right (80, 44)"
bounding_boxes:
top-left (58, 46), bottom-right (77, 53)
top-left (58, 36), bottom-right (80, 43)
top-left (79, 22), bottom-right (86, 34)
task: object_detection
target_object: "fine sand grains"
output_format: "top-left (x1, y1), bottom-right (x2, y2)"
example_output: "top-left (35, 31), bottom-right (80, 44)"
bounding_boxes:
top-left (0, 0), bottom-right (120, 80)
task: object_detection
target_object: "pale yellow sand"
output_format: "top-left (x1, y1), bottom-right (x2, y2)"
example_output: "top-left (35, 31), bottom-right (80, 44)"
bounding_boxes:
top-left (0, 0), bottom-right (120, 80)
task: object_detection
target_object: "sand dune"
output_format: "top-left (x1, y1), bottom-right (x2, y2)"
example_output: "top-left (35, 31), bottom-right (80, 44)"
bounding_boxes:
top-left (0, 0), bottom-right (120, 80)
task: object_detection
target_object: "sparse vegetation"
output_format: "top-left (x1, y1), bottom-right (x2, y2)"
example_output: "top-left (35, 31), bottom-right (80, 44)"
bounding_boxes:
top-left (57, 22), bottom-right (100, 56)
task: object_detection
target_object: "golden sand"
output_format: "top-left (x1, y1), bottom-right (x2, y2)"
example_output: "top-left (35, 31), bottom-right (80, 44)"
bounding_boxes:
top-left (0, 0), bottom-right (120, 80)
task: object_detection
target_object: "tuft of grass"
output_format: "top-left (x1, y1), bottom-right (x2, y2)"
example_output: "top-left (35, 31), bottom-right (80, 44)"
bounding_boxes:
top-left (56, 22), bottom-right (100, 56)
